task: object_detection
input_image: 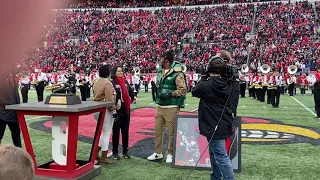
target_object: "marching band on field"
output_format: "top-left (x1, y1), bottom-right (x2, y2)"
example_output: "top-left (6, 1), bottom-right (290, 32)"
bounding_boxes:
top-left (239, 64), bottom-right (320, 110)
top-left (16, 63), bottom-right (320, 117)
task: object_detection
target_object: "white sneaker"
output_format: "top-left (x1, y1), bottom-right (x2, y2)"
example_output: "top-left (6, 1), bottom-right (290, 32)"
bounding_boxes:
top-left (166, 154), bottom-right (173, 163)
top-left (147, 153), bottom-right (163, 161)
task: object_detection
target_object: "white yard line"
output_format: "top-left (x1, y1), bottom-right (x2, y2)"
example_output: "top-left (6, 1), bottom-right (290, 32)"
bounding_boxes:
top-left (138, 97), bottom-right (151, 100)
top-left (290, 96), bottom-right (317, 117)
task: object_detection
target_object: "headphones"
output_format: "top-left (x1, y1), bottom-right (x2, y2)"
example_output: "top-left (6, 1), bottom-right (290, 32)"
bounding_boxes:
top-left (205, 56), bottom-right (225, 73)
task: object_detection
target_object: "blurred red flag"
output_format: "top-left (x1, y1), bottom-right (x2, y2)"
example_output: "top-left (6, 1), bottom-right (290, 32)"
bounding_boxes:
top-left (0, 0), bottom-right (68, 77)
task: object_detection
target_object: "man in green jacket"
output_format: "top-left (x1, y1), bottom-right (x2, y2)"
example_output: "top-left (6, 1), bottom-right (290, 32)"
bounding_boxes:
top-left (147, 50), bottom-right (187, 163)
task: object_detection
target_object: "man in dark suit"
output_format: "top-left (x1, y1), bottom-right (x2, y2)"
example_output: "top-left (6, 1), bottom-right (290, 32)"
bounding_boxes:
top-left (0, 68), bottom-right (22, 147)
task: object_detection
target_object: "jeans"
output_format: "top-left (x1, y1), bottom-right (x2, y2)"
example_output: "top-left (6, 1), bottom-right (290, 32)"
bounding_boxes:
top-left (208, 138), bottom-right (234, 180)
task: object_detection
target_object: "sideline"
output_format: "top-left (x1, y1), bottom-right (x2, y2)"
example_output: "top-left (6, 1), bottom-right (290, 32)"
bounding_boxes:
top-left (291, 96), bottom-right (317, 117)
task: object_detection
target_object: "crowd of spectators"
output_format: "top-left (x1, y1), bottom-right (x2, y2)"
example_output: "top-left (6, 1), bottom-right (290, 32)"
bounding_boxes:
top-left (21, 1), bottom-right (320, 74)
top-left (69, 0), bottom-right (274, 9)
top-left (251, 1), bottom-right (319, 73)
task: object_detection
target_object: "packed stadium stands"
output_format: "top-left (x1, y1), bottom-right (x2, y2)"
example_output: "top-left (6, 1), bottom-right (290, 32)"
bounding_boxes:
top-left (22, 1), bottom-right (320, 74)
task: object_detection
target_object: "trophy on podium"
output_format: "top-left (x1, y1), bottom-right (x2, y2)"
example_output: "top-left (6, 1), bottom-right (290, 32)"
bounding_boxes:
top-left (45, 68), bottom-right (81, 105)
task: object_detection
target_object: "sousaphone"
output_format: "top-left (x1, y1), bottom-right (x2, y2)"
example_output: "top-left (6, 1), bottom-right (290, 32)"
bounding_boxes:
top-left (288, 65), bottom-right (297, 75)
top-left (260, 64), bottom-right (271, 74)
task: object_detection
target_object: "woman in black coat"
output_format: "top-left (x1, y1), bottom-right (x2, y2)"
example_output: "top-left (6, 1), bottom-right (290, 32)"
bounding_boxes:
top-left (110, 66), bottom-right (136, 159)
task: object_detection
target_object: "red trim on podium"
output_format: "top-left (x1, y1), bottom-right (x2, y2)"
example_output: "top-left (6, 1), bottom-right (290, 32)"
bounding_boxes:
top-left (16, 107), bottom-right (107, 179)
top-left (49, 163), bottom-right (80, 170)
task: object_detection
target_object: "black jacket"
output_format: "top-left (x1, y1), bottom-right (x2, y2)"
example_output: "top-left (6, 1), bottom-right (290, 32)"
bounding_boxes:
top-left (0, 72), bottom-right (20, 122)
top-left (111, 80), bottom-right (135, 116)
top-left (231, 80), bottom-right (240, 115)
top-left (192, 76), bottom-right (235, 139)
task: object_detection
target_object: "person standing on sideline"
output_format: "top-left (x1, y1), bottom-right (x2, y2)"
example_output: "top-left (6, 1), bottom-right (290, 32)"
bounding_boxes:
top-left (110, 66), bottom-right (137, 160)
top-left (35, 70), bottom-right (47, 102)
top-left (20, 74), bottom-right (30, 103)
top-left (0, 68), bottom-right (22, 148)
top-left (147, 50), bottom-right (187, 163)
top-left (93, 65), bottom-right (119, 164)
top-left (192, 57), bottom-right (235, 180)
top-left (77, 79), bottom-right (88, 101)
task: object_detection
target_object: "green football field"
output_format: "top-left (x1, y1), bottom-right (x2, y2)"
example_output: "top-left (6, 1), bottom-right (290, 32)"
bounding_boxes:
top-left (1, 89), bottom-right (320, 180)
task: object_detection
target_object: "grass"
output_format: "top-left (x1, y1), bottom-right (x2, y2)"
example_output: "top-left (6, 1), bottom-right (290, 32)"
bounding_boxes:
top-left (1, 89), bottom-right (320, 180)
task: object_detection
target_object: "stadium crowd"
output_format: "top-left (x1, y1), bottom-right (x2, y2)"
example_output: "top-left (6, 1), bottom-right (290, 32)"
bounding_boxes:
top-left (21, 1), bottom-right (320, 75)
top-left (69, 0), bottom-right (275, 9)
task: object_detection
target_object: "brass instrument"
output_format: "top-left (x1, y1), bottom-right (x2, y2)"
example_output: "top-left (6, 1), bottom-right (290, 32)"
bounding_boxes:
top-left (45, 84), bottom-right (62, 91)
top-left (133, 67), bottom-right (140, 77)
top-left (254, 83), bottom-right (263, 89)
top-left (182, 65), bottom-right (187, 73)
top-left (249, 83), bottom-right (258, 89)
top-left (260, 64), bottom-right (270, 74)
top-left (260, 64), bottom-right (271, 87)
top-left (241, 64), bottom-right (249, 74)
top-left (267, 85), bottom-right (277, 90)
top-left (30, 80), bottom-right (38, 85)
top-left (288, 65), bottom-right (297, 75)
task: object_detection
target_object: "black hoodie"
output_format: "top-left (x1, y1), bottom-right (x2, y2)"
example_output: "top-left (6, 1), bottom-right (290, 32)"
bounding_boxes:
top-left (192, 76), bottom-right (234, 140)
top-left (0, 71), bottom-right (20, 122)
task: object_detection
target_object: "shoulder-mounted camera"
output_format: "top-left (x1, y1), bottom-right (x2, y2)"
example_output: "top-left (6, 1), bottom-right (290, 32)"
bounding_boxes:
top-left (205, 56), bottom-right (237, 82)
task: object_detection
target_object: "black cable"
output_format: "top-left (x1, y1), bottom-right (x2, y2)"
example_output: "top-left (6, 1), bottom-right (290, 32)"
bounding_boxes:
top-left (185, 81), bottom-right (234, 180)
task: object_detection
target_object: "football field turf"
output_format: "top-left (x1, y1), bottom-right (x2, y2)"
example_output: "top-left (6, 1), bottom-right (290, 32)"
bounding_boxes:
top-left (1, 89), bottom-right (320, 180)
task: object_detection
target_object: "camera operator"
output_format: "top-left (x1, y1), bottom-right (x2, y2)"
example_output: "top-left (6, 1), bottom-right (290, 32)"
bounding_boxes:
top-left (217, 50), bottom-right (240, 116)
top-left (191, 51), bottom-right (238, 180)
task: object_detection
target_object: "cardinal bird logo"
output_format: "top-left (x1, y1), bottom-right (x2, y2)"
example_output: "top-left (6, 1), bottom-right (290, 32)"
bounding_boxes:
top-left (30, 108), bottom-right (320, 160)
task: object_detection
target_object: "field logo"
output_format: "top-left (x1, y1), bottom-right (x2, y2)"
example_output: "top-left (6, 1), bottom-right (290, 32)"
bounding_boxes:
top-left (30, 107), bottom-right (320, 159)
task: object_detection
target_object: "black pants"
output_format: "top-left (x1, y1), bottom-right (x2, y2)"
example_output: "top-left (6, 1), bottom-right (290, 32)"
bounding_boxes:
top-left (251, 88), bottom-right (256, 99)
top-left (87, 84), bottom-right (91, 98)
top-left (112, 114), bottom-right (130, 154)
top-left (135, 84), bottom-right (140, 95)
top-left (288, 84), bottom-right (295, 96)
top-left (144, 81), bottom-right (148, 92)
top-left (240, 83), bottom-right (246, 97)
top-left (267, 89), bottom-right (271, 104)
top-left (271, 88), bottom-right (280, 107)
top-left (80, 89), bottom-right (87, 101)
top-left (21, 86), bottom-right (29, 103)
top-left (314, 87), bottom-right (320, 117)
top-left (36, 81), bottom-right (45, 102)
top-left (260, 86), bottom-right (267, 102)
top-left (248, 87), bottom-right (253, 97)
top-left (151, 87), bottom-right (157, 102)
top-left (0, 120), bottom-right (22, 147)
top-left (300, 88), bottom-right (306, 95)
top-left (256, 88), bottom-right (262, 101)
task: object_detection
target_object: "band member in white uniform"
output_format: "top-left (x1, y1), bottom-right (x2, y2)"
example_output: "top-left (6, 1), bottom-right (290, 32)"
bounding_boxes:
top-left (287, 74), bottom-right (296, 96)
top-left (269, 72), bottom-right (282, 108)
top-left (36, 71), bottom-right (48, 102)
top-left (133, 74), bottom-right (140, 96)
top-left (20, 75), bottom-right (30, 103)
